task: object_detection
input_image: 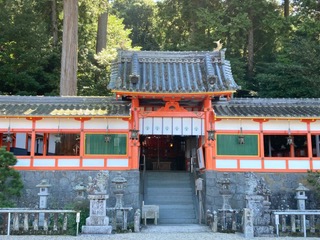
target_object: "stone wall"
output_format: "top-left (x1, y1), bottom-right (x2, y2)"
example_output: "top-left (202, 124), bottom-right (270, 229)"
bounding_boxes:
top-left (204, 171), bottom-right (316, 212)
top-left (17, 170), bottom-right (141, 222)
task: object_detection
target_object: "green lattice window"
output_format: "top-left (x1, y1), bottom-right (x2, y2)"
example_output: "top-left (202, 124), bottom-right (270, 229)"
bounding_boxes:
top-left (217, 134), bottom-right (259, 156)
top-left (85, 134), bottom-right (127, 155)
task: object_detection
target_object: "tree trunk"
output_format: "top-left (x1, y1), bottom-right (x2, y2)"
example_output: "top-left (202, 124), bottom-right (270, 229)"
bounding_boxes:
top-left (247, 11), bottom-right (254, 81)
top-left (96, 10), bottom-right (108, 54)
top-left (284, 0), bottom-right (289, 17)
top-left (60, 0), bottom-right (78, 96)
top-left (51, 0), bottom-right (58, 46)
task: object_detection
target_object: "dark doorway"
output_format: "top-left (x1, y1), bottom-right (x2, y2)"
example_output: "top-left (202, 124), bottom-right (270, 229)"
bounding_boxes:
top-left (140, 135), bottom-right (188, 171)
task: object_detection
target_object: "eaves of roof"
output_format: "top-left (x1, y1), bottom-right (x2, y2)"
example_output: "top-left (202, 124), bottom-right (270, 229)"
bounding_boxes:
top-left (0, 96), bottom-right (131, 118)
top-left (213, 98), bottom-right (320, 119)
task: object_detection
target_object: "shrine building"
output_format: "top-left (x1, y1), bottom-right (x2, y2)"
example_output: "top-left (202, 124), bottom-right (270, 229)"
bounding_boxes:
top-left (1, 49), bottom-right (320, 222)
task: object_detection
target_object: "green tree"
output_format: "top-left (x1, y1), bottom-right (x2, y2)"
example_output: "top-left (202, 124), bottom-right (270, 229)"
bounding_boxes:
top-left (0, 147), bottom-right (23, 207)
top-left (255, 0), bottom-right (320, 97)
top-left (112, 0), bottom-right (159, 50)
top-left (0, 0), bottom-right (60, 95)
top-left (78, 14), bottom-right (140, 96)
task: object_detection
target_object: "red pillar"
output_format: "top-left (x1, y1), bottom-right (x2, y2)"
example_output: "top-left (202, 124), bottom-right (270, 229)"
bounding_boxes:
top-left (129, 98), bottom-right (140, 170)
top-left (203, 97), bottom-right (214, 170)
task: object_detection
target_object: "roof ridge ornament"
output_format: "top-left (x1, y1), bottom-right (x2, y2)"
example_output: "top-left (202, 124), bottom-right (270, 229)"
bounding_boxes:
top-left (214, 39), bottom-right (223, 51)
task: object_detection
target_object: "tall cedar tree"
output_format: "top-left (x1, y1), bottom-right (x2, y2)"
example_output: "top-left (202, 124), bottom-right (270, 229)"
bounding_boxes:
top-left (60, 0), bottom-right (78, 96)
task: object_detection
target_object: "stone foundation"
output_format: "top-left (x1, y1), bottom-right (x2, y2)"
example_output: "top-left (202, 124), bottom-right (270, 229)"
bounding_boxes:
top-left (203, 171), bottom-right (315, 212)
top-left (16, 170), bottom-right (140, 223)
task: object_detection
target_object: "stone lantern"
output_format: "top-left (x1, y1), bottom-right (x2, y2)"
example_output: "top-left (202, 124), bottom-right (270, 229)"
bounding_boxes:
top-left (112, 172), bottom-right (127, 209)
top-left (36, 179), bottom-right (51, 226)
top-left (74, 182), bottom-right (86, 202)
top-left (217, 172), bottom-right (232, 210)
top-left (36, 179), bottom-right (51, 210)
top-left (295, 183), bottom-right (309, 210)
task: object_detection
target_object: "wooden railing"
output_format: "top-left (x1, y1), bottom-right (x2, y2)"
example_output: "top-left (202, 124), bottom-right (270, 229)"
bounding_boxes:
top-left (0, 209), bottom-right (81, 236)
top-left (273, 210), bottom-right (320, 238)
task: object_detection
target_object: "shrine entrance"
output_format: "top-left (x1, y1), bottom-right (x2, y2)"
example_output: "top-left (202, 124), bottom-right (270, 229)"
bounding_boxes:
top-left (138, 115), bottom-right (205, 172)
top-left (140, 135), bottom-right (199, 171)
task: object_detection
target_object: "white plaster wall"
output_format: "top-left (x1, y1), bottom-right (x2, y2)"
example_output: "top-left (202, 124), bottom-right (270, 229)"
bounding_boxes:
top-left (36, 118), bottom-right (80, 129)
top-left (263, 120), bottom-right (307, 131)
top-left (215, 119), bottom-right (259, 131)
top-left (216, 159), bottom-right (237, 169)
top-left (84, 118), bottom-right (128, 130)
top-left (0, 118), bottom-right (32, 129)
top-left (310, 120), bottom-right (320, 131)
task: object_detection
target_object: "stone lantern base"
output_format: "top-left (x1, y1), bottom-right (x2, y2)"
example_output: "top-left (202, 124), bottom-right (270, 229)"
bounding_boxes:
top-left (82, 225), bottom-right (112, 234)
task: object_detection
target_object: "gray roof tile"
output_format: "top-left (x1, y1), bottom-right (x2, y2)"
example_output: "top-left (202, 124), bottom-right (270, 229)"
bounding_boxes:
top-left (214, 98), bottom-right (320, 118)
top-left (108, 50), bottom-right (240, 94)
top-left (0, 96), bottom-right (130, 117)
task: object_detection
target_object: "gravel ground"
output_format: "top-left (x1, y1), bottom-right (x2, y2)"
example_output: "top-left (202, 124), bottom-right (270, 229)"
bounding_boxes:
top-left (2, 229), bottom-right (320, 240)
top-left (2, 232), bottom-right (320, 240)
top-left (1, 224), bottom-right (319, 240)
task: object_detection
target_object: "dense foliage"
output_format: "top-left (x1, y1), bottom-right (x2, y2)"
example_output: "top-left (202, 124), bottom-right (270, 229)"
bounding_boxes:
top-left (0, 147), bottom-right (23, 207)
top-left (0, 0), bottom-right (319, 97)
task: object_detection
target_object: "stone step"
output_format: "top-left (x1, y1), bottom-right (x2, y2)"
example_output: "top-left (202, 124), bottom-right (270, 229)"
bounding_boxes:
top-left (144, 197), bottom-right (194, 205)
top-left (145, 180), bottom-right (191, 187)
top-left (141, 224), bottom-right (210, 233)
top-left (145, 190), bottom-right (193, 196)
top-left (158, 218), bottom-right (199, 224)
top-left (156, 204), bottom-right (195, 210)
top-left (160, 209), bottom-right (196, 219)
top-left (143, 171), bottom-right (197, 224)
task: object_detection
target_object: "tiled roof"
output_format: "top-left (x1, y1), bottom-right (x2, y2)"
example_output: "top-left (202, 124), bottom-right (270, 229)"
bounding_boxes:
top-left (108, 50), bottom-right (240, 94)
top-left (0, 96), bottom-right (130, 117)
top-left (214, 98), bottom-right (320, 118)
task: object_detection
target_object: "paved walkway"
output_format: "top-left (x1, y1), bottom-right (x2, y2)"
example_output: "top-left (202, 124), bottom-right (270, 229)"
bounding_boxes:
top-left (2, 224), bottom-right (319, 240)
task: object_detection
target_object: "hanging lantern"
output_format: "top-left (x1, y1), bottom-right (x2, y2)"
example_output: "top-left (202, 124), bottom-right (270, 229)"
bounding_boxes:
top-left (104, 135), bottom-right (111, 143)
top-left (238, 125), bottom-right (245, 144)
top-left (55, 134), bottom-right (61, 143)
top-left (287, 127), bottom-right (293, 145)
top-left (207, 130), bottom-right (215, 141)
top-left (287, 135), bottom-right (293, 145)
top-left (130, 129), bottom-right (139, 140)
top-left (5, 134), bottom-right (12, 143)
top-left (5, 124), bottom-right (12, 143)
top-left (238, 135), bottom-right (245, 145)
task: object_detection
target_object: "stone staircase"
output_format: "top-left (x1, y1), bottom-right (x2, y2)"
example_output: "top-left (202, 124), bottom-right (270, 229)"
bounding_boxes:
top-left (143, 171), bottom-right (198, 224)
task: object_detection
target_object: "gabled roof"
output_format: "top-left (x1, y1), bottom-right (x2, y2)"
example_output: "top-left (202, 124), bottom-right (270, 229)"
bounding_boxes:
top-left (214, 98), bottom-right (320, 119)
top-left (0, 96), bottom-right (130, 117)
top-left (108, 50), bottom-right (240, 95)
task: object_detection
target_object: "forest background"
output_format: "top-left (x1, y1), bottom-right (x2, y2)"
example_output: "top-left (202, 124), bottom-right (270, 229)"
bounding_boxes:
top-left (0, 0), bottom-right (319, 98)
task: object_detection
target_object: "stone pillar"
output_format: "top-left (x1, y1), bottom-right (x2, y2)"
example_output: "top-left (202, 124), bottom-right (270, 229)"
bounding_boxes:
top-left (134, 209), bottom-right (141, 232)
top-left (82, 171), bottom-right (112, 234)
top-left (243, 208), bottom-right (254, 238)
